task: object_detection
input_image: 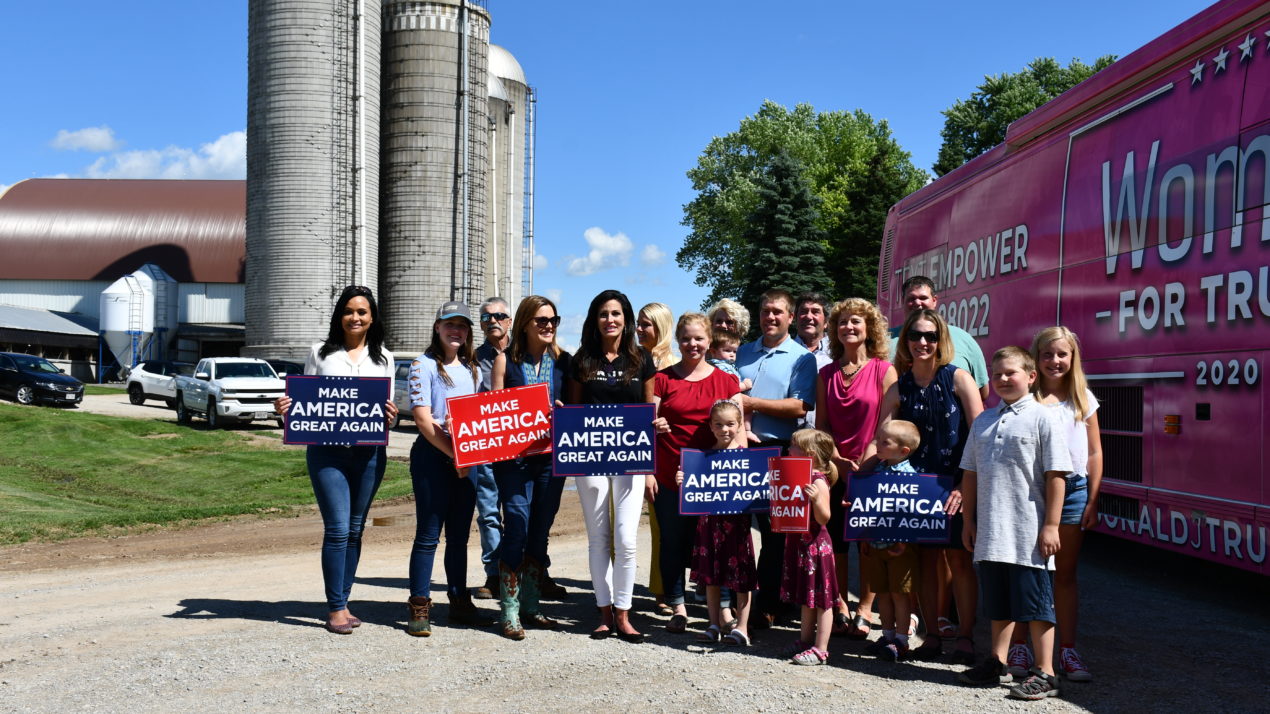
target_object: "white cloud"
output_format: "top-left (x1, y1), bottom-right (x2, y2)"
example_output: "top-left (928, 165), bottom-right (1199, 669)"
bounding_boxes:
top-left (564, 227), bottom-right (633, 276)
top-left (0, 183), bottom-right (11, 198)
top-left (556, 313), bottom-right (585, 353)
top-left (640, 244), bottom-right (667, 267)
top-left (83, 130), bottom-right (245, 180)
top-left (544, 288), bottom-right (564, 305)
top-left (51, 126), bottom-right (122, 152)
top-left (532, 253), bottom-right (549, 270)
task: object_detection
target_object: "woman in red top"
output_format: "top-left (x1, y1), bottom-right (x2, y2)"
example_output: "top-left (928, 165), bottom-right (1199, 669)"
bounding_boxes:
top-left (647, 312), bottom-right (742, 632)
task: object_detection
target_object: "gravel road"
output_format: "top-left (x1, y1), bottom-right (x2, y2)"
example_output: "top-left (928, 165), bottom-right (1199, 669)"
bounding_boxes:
top-left (3, 392), bottom-right (1267, 712)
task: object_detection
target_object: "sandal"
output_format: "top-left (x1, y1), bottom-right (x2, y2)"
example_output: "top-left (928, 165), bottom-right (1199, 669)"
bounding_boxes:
top-left (666, 613), bottom-right (688, 633)
top-left (910, 638), bottom-right (942, 661)
top-left (908, 613), bottom-right (920, 637)
top-left (791, 646), bottom-right (829, 666)
top-left (721, 617), bottom-right (739, 634)
top-left (846, 614), bottom-right (871, 640)
top-left (949, 635), bottom-right (976, 665)
top-left (831, 611), bottom-right (851, 637)
top-left (722, 629), bottom-right (751, 647)
top-left (937, 616), bottom-right (956, 639)
top-left (696, 624), bottom-right (722, 642)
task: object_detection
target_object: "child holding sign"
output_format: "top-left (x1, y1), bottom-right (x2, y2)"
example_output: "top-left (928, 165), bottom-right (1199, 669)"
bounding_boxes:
top-left (780, 429), bottom-right (839, 665)
top-left (679, 400), bottom-right (756, 647)
top-left (861, 420), bottom-right (921, 661)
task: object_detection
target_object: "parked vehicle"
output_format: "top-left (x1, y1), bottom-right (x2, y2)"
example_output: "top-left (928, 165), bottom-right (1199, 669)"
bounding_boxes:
top-left (125, 360), bottom-right (193, 407)
top-left (172, 357), bottom-right (285, 428)
top-left (0, 352), bottom-right (84, 406)
top-left (266, 359), bottom-right (304, 377)
top-left (392, 359), bottom-right (413, 429)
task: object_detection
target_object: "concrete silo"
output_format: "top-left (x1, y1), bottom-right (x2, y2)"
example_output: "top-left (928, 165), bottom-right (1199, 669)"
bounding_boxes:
top-left (380, 0), bottom-right (490, 355)
top-left (485, 43), bottom-right (533, 309)
top-left (244, 0), bottom-right (381, 360)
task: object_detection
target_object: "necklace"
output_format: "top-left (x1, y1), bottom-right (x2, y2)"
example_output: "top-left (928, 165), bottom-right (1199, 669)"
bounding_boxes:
top-left (840, 360), bottom-right (865, 380)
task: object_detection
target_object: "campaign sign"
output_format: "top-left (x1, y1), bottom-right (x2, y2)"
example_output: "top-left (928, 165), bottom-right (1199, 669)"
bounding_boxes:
top-left (283, 375), bottom-right (390, 446)
top-left (768, 457), bottom-right (813, 533)
top-left (678, 447), bottom-right (781, 516)
top-left (447, 383), bottom-right (552, 468)
top-left (552, 403), bottom-right (655, 477)
top-left (843, 470), bottom-right (953, 543)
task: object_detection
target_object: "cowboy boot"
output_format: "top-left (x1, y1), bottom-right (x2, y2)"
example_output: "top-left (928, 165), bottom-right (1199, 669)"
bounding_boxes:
top-left (406, 596), bottom-right (432, 637)
top-left (519, 557), bottom-right (558, 630)
top-left (499, 562), bottom-right (525, 640)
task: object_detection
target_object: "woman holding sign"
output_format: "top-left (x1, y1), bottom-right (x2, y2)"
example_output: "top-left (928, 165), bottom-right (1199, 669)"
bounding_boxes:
top-left (877, 308), bottom-right (984, 662)
top-left (815, 298), bottom-right (896, 638)
top-left (274, 285), bottom-right (398, 635)
top-left (566, 289), bottom-right (656, 643)
top-left (404, 301), bottom-right (483, 637)
top-left (648, 312), bottom-right (742, 633)
top-left (491, 295), bottom-right (572, 640)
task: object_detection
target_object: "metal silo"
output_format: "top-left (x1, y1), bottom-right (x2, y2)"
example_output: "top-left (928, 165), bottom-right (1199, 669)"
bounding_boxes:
top-left (244, 0), bottom-right (381, 360)
top-left (380, 0), bottom-right (490, 355)
top-left (486, 43), bottom-right (530, 309)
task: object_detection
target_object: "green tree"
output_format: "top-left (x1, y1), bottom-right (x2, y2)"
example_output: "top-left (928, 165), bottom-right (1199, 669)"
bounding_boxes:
top-left (678, 101), bottom-right (928, 307)
top-left (736, 150), bottom-right (833, 314)
top-left (933, 56), bottom-right (1117, 176)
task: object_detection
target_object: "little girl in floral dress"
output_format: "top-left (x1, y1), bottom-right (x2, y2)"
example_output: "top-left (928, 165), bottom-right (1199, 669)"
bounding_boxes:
top-left (781, 428), bottom-right (839, 665)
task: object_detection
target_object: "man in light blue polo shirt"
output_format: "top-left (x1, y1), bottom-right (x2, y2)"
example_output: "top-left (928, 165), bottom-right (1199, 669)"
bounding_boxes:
top-left (736, 288), bottom-right (819, 626)
top-left (889, 275), bottom-right (989, 400)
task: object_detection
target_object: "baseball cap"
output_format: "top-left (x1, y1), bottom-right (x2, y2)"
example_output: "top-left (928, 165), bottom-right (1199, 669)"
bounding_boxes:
top-left (436, 301), bottom-right (472, 323)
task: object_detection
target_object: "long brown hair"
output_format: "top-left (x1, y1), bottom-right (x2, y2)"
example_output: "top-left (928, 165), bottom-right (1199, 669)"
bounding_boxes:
top-left (508, 295), bottom-right (562, 364)
top-left (424, 317), bottom-right (478, 388)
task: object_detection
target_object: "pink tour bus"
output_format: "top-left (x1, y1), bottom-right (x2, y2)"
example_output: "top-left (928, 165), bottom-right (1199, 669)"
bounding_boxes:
top-left (878, 0), bottom-right (1269, 575)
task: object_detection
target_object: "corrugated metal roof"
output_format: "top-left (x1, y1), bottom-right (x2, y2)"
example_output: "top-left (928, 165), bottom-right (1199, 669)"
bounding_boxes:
top-left (0, 178), bottom-right (245, 283)
top-left (0, 303), bottom-right (98, 336)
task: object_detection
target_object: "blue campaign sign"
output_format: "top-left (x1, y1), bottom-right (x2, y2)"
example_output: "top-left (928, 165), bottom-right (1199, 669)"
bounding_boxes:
top-left (552, 403), bottom-right (656, 477)
top-left (843, 470), bottom-right (953, 544)
top-left (283, 375), bottom-right (391, 446)
top-left (678, 447), bottom-right (781, 516)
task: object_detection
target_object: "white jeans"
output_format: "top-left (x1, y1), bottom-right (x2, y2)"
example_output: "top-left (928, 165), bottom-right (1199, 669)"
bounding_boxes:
top-left (575, 475), bottom-right (642, 609)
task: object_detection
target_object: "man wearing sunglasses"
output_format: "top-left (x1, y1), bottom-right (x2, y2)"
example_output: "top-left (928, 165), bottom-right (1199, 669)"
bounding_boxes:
top-left (890, 276), bottom-right (989, 401)
top-left (471, 298), bottom-right (513, 599)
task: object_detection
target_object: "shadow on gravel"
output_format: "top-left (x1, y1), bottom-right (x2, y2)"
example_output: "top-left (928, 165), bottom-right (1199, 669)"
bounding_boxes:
top-left (167, 598), bottom-right (413, 631)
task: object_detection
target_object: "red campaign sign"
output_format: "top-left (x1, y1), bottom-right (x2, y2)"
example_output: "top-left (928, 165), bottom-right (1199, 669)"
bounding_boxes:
top-left (446, 383), bottom-right (552, 468)
top-left (768, 457), bottom-right (812, 533)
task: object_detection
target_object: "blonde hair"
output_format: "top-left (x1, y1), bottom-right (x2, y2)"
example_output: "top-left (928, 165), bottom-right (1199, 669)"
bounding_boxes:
top-left (791, 428), bottom-right (839, 486)
top-left (638, 302), bottom-right (676, 369)
top-left (1030, 326), bottom-right (1091, 421)
top-left (880, 419), bottom-right (920, 451)
top-left (709, 398), bottom-right (742, 422)
top-left (674, 311), bottom-right (711, 340)
top-left (894, 309), bottom-right (955, 374)
top-left (827, 298), bottom-right (890, 362)
top-left (707, 298), bottom-right (750, 339)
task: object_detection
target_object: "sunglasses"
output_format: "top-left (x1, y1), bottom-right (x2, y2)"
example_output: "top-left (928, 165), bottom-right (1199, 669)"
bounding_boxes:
top-left (907, 330), bottom-right (940, 344)
top-left (480, 312), bottom-right (510, 323)
top-left (532, 316), bottom-right (561, 328)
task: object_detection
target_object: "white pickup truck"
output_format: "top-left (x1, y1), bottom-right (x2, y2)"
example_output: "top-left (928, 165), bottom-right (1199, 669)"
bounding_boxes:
top-left (173, 357), bottom-right (286, 428)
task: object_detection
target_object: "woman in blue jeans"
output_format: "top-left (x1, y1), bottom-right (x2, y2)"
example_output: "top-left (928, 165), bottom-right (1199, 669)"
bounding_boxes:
top-left (274, 285), bottom-right (398, 634)
top-left (405, 300), bottom-right (485, 637)
top-left (490, 294), bottom-right (570, 640)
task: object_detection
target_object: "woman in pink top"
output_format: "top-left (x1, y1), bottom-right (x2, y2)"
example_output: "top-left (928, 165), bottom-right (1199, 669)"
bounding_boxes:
top-left (815, 298), bottom-right (897, 639)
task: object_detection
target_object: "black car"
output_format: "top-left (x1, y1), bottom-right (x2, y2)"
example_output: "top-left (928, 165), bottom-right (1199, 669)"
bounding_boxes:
top-left (266, 359), bottom-right (304, 377)
top-left (0, 352), bottom-right (84, 406)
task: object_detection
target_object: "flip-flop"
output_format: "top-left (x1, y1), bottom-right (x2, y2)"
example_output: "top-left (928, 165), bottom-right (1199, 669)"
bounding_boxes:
top-left (908, 613), bottom-right (920, 637)
top-left (722, 629), bottom-right (751, 647)
top-left (666, 613), bottom-right (688, 633)
top-left (847, 614), bottom-right (871, 640)
top-left (831, 611), bottom-right (851, 637)
top-left (937, 616), bottom-right (957, 639)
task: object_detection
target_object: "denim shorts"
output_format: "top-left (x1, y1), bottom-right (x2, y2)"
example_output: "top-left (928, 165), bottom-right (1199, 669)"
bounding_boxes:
top-left (1061, 475), bottom-right (1088, 525)
top-left (978, 560), bottom-right (1055, 623)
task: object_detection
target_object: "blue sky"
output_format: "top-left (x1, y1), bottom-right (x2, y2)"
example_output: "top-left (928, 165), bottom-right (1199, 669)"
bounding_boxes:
top-left (0, 0), bottom-right (1212, 349)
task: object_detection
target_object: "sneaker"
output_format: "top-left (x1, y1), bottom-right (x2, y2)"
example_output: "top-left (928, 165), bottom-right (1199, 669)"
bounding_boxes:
top-left (958, 656), bottom-right (1011, 687)
top-left (1060, 647), bottom-right (1093, 682)
top-left (1008, 667), bottom-right (1061, 700)
top-left (1007, 643), bottom-right (1035, 677)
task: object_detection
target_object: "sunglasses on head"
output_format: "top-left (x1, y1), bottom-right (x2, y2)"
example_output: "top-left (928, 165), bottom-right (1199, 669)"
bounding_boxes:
top-left (480, 312), bottom-right (510, 323)
top-left (907, 330), bottom-right (940, 344)
top-left (532, 316), bottom-right (561, 328)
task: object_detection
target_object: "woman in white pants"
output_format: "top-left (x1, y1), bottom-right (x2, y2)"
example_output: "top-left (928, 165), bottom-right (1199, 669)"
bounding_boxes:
top-left (566, 290), bottom-right (657, 643)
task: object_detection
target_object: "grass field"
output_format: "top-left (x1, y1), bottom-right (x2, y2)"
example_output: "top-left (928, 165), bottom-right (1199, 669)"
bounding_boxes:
top-left (0, 403), bottom-right (411, 543)
top-left (83, 384), bottom-right (126, 395)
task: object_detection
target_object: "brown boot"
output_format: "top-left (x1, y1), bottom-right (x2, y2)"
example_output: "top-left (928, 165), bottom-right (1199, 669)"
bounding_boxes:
top-left (448, 590), bottom-right (487, 626)
top-left (474, 573), bottom-right (498, 600)
top-left (406, 596), bottom-right (432, 637)
top-left (539, 567), bottom-right (569, 600)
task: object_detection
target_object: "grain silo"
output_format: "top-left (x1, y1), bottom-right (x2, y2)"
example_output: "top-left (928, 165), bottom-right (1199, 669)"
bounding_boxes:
top-left (485, 43), bottom-right (532, 309)
top-left (243, 0), bottom-right (382, 360)
top-left (380, 0), bottom-right (490, 355)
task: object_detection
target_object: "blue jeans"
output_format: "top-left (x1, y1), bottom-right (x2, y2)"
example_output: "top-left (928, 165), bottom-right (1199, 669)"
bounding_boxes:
top-left (494, 454), bottom-right (562, 571)
top-left (307, 445), bottom-right (385, 611)
top-left (653, 486), bottom-right (695, 606)
top-left (409, 438), bottom-right (477, 599)
top-left (471, 463), bottom-right (503, 578)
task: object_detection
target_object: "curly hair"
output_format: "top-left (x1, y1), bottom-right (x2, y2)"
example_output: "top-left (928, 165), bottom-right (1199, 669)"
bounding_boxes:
top-left (706, 298), bottom-right (750, 340)
top-left (827, 298), bottom-right (890, 362)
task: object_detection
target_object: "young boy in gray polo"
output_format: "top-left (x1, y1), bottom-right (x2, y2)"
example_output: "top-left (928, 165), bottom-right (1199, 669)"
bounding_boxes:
top-left (957, 346), bottom-right (1072, 700)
